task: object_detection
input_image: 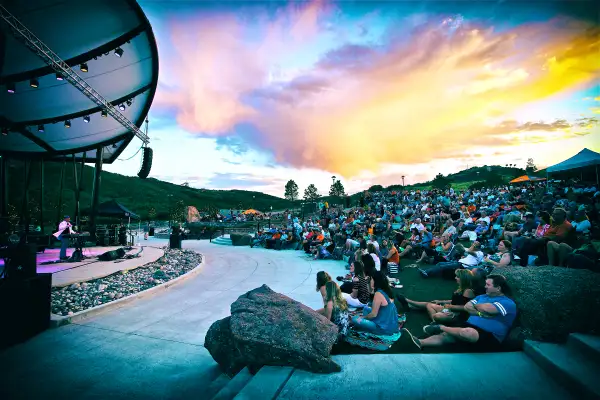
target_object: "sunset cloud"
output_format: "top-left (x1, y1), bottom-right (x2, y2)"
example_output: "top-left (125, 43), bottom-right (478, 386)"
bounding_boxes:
top-left (150, 1), bottom-right (600, 182)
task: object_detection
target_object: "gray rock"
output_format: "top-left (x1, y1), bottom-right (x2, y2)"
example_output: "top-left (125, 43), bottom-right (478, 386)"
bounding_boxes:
top-left (500, 266), bottom-right (600, 342)
top-left (204, 285), bottom-right (340, 377)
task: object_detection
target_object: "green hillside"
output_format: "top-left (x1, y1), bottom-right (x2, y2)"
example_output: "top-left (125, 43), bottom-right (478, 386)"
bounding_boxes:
top-left (5, 160), bottom-right (293, 224)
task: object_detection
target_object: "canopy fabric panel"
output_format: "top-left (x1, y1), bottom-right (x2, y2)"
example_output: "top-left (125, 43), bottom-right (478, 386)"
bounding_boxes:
top-left (510, 175), bottom-right (546, 183)
top-left (0, 0), bottom-right (158, 163)
top-left (547, 148), bottom-right (600, 173)
top-left (85, 200), bottom-right (139, 219)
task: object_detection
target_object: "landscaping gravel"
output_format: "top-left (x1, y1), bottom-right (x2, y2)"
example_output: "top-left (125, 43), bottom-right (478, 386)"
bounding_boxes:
top-left (51, 248), bottom-right (203, 316)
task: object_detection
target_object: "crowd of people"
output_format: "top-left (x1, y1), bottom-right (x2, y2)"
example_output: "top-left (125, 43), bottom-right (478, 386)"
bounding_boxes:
top-left (247, 180), bottom-right (599, 351)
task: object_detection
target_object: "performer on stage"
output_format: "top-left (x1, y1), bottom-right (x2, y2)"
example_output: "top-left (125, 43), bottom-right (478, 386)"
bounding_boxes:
top-left (53, 215), bottom-right (77, 261)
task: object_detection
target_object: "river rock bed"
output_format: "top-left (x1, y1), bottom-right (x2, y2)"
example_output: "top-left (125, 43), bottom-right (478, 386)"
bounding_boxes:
top-left (51, 248), bottom-right (203, 316)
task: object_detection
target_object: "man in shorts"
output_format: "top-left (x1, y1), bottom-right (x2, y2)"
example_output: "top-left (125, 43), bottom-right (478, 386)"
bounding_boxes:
top-left (403, 274), bottom-right (516, 351)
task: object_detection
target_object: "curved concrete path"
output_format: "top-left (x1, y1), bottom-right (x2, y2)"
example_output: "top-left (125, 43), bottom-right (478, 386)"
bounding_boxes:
top-left (0, 239), bottom-right (347, 399)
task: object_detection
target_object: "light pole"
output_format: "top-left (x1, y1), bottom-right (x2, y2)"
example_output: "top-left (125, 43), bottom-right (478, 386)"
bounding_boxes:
top-left (252, 195), bottom-right (255, 209)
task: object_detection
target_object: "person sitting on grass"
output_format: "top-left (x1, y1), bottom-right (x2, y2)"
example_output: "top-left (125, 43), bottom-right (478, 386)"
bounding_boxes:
top-left (402, 274), bottom-right (517, 351)
top-left (415, 233), bottom-right (453, 264)
top-left (419, 241), bottom-right (484, 278)
top-left (320, 281), bottom-right (350, 341)
top-left (481, 240), bottom-right (512, 272)
top-left (315, 271), bottom-right (332, 308)
top-left (350, 271), bottom-right (399, 336)
top-left (341, 259), bottom-right (371, 308)
top-left (396, 269), bottom-right (477, 325)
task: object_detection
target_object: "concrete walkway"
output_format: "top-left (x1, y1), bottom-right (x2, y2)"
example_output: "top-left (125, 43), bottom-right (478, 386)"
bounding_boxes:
top-left (0, 239), bottom-right (347, 399)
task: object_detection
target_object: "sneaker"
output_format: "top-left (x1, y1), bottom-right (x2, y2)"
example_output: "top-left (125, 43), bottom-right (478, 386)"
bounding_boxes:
top-left (423, 324), bottom-right (443, 336)
top-left (402, 328), bottom-right (422, 350)
top-left (418, 268), bottom-right (429, 278)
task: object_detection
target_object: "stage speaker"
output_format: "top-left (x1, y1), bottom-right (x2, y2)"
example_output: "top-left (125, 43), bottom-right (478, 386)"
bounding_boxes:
top-left (137, 147), bottom-right (153, 179)
top-left (0, 273), bottom-right (51, 350)
top-left (5, 243), bottom-right (37, 279)
top-left (98, 247), bottom-right (126, 261)
top-left (169, 234), bottom-right (182, 249)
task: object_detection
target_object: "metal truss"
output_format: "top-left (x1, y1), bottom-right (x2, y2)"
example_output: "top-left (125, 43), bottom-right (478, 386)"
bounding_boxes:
top-left (0, 5), bottom-right (149, 144)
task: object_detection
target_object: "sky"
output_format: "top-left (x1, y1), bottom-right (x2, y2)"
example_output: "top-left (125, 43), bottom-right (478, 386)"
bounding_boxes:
top-left (104, 0), bottom-right (600, 197)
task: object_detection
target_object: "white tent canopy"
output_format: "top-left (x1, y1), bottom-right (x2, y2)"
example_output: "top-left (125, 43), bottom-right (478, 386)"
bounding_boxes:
top-left (547, 148), bottom-right (600, 173)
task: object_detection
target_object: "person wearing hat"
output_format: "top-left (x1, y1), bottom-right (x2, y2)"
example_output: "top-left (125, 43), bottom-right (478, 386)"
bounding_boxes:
top-left (504, 212), bottom-right (537, 243)
top-left (53, 215), bottom-right (77, 260)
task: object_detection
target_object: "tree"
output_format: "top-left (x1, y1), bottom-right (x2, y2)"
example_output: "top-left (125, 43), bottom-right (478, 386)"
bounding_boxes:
top-left (431, 173), bottom-right (452, 190)
top-left (147, 207), bottom-right (156, 221)
top-left (284, 179), bottom-right (299, 202)
top-left (329, 179), bottom-right (346, 197)
top-left (368, 184), bottom-right (384, 192)
top-left (303, 184), bottom-right (319, 201)
top-left (526, 158), bottom-right (537, 174)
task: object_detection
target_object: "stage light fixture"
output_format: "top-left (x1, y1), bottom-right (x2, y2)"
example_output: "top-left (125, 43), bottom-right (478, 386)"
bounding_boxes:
top-left (118, 104), bottom-right (126, 111)
top-left (56, 73), bottom-right (64, 81)
top-left (101, 110), bottom-right (108, 117)
top-left (114, 47), bottom-right (124, 57)
top-left (1, 128), bottom-right (8, 136)
top-left (6, 83), bottom-right (15, 93)
top-left (38, 124), bottom-right (44, 132)
top-left (112, 143), bottom-right (118, 149)
top-left (80, 63), bottom-right (88, 72)
top-left (64, 120), bottom-right (71, 128)
top-left (30, 79), bottom-right (39, 88)
top-left (83, 115), bottom-right (90, 123)
top-left (126, 99), bottom-right (133, 107)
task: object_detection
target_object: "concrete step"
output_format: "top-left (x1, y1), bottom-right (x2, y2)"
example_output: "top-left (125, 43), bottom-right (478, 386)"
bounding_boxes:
top-left (212, 367), bottom-right (252, 400)
top-left (234, 366), bottom-right (293, 400)
top-left (264, 353), bottom-right (572, 399)
top-left (213, 237), bottom-right (233, 246)
top-left (205, 373), bottom-right (231, 399)
top-left (524, 340), bottom-right (600, 399)
top-left (567, 333), bottom-right (600, 365)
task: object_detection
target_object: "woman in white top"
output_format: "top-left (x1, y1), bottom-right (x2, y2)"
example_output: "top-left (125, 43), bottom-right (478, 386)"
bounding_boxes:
top-left (367, 242), bottom-right (381, 271)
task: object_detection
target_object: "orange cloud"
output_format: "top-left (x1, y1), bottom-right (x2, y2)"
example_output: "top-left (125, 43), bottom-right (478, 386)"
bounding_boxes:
top-left (155, 4), bottom-right (600, 176)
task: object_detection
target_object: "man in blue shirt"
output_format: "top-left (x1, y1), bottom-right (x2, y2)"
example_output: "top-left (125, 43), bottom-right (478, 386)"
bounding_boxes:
top-left (403, 275), bottom-right (517, 350)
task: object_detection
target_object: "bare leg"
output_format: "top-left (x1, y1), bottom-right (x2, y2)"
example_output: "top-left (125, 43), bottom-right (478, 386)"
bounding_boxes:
top-left (546, 241), bottom-right (559, 266)
top-left (426, 303), bottom-right (444, 321)
top-left (440, 325), bottom-right (479, 343)
top-left (558, 243), bottom-right (573, 267)
top-left (399, 245), bottom-right (413, 258)
top-left (432, 312), bottom-right (456, 324)
top-left (416, 250), bottom-right (428, 263)
top-left (406, 299), bottom-right (432, 309)
top-left (419, 332), bottom-right (457, 347)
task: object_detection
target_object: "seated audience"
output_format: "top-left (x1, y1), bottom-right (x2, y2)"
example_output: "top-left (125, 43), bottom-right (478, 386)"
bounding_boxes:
top-left (403, 275), bottom-right (517, 351)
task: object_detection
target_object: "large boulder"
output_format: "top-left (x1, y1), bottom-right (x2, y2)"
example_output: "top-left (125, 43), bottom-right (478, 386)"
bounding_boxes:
top-left (230, 233), bottom-right (252, 246)
top-left (500, 266), bottom-right (600, 343)
top-left (204, 285), bottom-right (340, 376)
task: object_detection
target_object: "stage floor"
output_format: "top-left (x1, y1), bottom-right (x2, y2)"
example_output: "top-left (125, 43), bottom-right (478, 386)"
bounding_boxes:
top-left (1, 245), bottom-right (165, 287)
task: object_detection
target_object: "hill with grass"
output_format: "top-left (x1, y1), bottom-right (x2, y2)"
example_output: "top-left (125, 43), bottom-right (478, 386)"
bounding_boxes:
top-left (6, 160), bottom-right (526, 224)
top-left (5, 161), bottom-right (294, 224)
